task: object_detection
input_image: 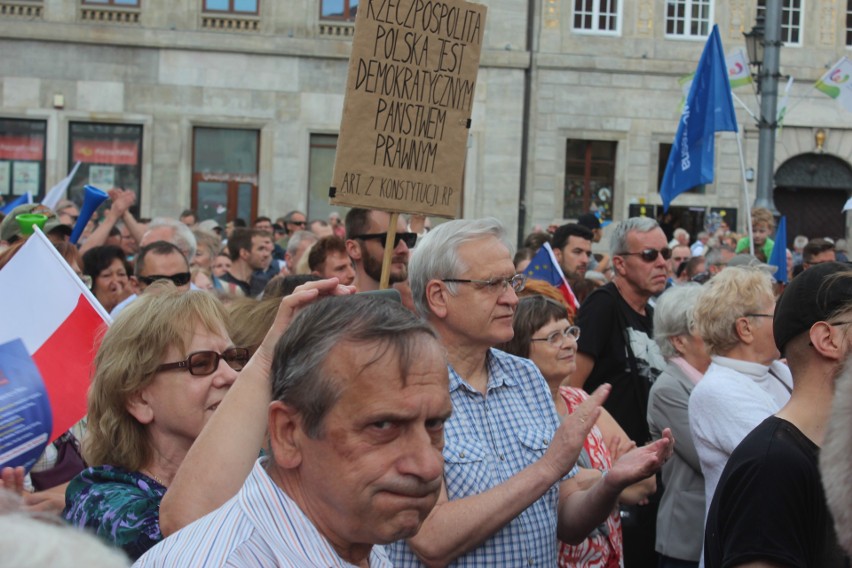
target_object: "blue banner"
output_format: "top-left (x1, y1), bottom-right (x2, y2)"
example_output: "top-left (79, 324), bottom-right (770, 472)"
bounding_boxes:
top-left (0, 339), bottom-right (52, 472)
top-left (661, 25), bottom-right (738, 211)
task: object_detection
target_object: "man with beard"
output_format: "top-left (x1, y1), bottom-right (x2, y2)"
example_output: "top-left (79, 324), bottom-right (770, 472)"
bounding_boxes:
top-left (219, 228), bottom-right (273, 297)
top-left (345, 208), bottom-right (416, 292)
top-left (552, 223), bottom-right (594, 279)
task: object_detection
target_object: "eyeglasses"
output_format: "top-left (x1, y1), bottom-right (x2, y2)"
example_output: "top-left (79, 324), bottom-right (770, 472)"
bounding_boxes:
top-left (157, 348), bottom-right (250, 376)
top-left (288, 220), bottom-right (307, 227)
top-left (744, 313), bottom-right (774, 319)
top-left (138, 272), bottom-right (192, 287)
top-left (531, 325), bottom-right (581, 347)
top-left (617, 247), bottom-right (672, 262)
top-left (442, 273), bottom-right (527, 294)
top-left (352, 232), bottom-right (418, 249)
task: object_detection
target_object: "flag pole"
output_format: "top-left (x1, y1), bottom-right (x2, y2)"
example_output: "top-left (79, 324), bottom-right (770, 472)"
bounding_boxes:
top-left (735, 127), bottom-right (755, 256)
top-left (731, 92), bottom-right (758, 123)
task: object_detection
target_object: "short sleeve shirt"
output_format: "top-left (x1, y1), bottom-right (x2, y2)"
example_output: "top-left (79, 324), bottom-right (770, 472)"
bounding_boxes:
top-left (388, 348), bottom-right (576, 567)
top-left (704, 416), bottom-right (848, 568)
top-left (576, 282), bottom-right (665, 444)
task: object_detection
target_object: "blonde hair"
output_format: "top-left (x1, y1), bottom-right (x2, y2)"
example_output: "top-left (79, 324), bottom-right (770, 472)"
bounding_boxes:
top-left (693, 266), bottom-right (774, 356)
top-left (227, 296), bottom-right (280, 355)
top-left (84, 284), bottom-right (230, 470)
top-left (751, 207), bottom-right (776, 231)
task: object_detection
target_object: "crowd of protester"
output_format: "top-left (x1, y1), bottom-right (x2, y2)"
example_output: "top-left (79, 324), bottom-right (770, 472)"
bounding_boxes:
top-left (0, 192), bottom-right (851, 568)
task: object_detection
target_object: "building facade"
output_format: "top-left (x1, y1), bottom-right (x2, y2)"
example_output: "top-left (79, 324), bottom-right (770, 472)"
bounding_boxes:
top-left (0, 0), bottom-right (850, 244)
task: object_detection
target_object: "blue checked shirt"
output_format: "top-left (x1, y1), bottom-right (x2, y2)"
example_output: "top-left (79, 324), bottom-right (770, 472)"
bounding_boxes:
top-left (388, 348), bottom-right (577, 567)
top-left (133, 458), bottom-right (392, 568)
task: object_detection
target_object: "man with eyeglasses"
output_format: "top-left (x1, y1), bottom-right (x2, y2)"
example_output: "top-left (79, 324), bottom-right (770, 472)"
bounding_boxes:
top-left (345, 208), bottom-right (416, 292)
top-left (572, 216), bottom-right (669, 567)
top-left (704, 262), bottom-right (852, 568)
top-left (110, 241), bottom-right (192, 317)
top-left (389, 217), bottom-right (673, 567)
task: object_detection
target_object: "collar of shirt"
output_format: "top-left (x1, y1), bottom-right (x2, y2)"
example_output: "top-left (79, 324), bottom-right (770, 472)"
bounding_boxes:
top-left (448, 349), bottom-right (521, 394)
top-left (711, 355), bottom-right (770, 380)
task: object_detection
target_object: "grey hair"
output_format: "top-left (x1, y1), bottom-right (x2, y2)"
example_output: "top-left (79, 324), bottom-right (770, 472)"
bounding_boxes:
top-left (409, 217), bottom-right (514, 318)
top-left (146, 217), bottom-right (197, 262)
top-left (704, 244), bottom-right (733, 267)
top-left (271, 295), bottom-right (440, 438)
top-left (286, 230), bottom-right (318, 258)
top-left (609, 217), bottom-right (660, 257)
top-left (653, 283), bottom-right (703, 359)
top-left (0, 498), bottom-right (130, 567)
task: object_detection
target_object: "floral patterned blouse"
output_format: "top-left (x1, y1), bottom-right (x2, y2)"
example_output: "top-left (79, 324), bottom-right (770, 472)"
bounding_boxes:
top-left (558, 386), bottom-right (624, 568)
top-left (62, 465), bottom-right (166, 560)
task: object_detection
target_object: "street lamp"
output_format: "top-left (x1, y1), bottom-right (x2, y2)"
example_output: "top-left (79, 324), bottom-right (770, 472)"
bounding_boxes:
top-left (743, 8), bottom-right (781, 214)
top-left (743, 16), bottom-right (764, 94)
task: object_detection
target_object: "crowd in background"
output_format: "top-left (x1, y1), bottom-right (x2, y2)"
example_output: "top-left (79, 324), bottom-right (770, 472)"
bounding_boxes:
top-left (0, 193), bottom-right (851, 568)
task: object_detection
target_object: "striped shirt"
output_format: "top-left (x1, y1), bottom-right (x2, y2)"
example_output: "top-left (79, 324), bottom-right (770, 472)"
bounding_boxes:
top-left (133, 458), bottom-right (392, 568)
top-left (388, 348), bottom-right (576, 567)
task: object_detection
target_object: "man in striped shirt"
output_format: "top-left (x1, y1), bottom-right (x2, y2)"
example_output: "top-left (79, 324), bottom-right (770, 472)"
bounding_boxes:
top-left (135, 295), bottom-right (452, 567)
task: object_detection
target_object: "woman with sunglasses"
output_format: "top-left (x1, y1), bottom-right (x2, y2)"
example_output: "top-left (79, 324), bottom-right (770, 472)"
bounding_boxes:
top-left (62, 284), bottom-right (250, 559)
top-left (498, 293), bottom-right (656, 568)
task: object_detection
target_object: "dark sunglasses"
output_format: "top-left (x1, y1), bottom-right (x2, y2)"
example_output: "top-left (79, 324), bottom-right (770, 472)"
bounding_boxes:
top-left (618, 247), bottom-right (672, 262)
top-left (157, 347), bottom-right (251, 376)
top-left (353, 232), bottom-right (418, 249)
top-left (288, 220), bottom-right (307, 227)
top-left (138, 272), bottom-right (192, 287)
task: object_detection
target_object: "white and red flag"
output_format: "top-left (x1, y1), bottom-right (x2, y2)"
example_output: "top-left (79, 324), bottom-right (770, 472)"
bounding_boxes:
top-left (0, 228), bottom-right (110, 448)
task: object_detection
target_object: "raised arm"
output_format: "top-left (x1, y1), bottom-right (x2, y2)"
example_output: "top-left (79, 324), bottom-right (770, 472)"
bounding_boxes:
top-left (78, 189), bottom-right (136, 254)
top-left (402, 385), bottom-right (608, 565)
top-left (158, 279), bottom-right (355, 536)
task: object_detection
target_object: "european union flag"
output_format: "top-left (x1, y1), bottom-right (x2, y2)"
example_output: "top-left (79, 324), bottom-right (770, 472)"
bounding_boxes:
top-left (661, 25), bottom-right (738, 211)
top-left (525, 242), bottom-right (579, 309)
top-left (768, 215), bottom-right (788, 284)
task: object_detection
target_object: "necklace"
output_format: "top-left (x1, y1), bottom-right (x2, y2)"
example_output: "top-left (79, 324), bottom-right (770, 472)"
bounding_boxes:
top-left (144, 470), bottom-right (168, 487)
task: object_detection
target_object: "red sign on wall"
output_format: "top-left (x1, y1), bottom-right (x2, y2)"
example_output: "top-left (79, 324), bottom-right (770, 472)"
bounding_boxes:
top-left (72, 140), bottom-right (139, 165)
top-left (0, 136), bottom-right (44, 161)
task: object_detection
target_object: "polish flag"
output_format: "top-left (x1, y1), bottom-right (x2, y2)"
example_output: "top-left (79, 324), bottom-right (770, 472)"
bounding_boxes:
top-left (0, 228), bottom-right (111, 441)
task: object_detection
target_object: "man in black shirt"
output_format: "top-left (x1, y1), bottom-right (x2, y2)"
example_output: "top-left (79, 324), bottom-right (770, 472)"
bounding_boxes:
top-left (574, 216), bottom-right (669, 567)
top-left (704, 262), bottom-right (852, 568)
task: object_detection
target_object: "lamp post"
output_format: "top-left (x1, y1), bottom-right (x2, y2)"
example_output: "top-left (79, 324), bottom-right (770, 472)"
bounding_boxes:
top-left (744, 5), bottom-right (782, 214)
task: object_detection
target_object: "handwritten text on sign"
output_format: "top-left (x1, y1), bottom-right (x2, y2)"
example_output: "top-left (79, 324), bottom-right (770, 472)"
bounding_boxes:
top-left (331, 0), bottom-right (486, 218)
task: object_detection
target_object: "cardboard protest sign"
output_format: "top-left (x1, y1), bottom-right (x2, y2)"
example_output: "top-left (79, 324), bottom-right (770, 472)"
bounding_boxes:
top-left (330, 0), bottom-right (487, 219)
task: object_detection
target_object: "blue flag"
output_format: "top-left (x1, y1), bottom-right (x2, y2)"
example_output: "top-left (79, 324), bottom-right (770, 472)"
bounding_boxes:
top-left (524, 242), bottom-right (579, 309)
top-left (0, 192), bottom-right (32, 215)
top-left (768, 216), bottom-right (788, 284)
top-left (661, 25), bottom-right (738, 211)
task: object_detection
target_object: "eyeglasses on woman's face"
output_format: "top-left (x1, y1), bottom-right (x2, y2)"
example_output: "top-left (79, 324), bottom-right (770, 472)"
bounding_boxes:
top-left (156, 348), bottom-right (250, 376)
top-left (530, 325), bottom-right (581, 347)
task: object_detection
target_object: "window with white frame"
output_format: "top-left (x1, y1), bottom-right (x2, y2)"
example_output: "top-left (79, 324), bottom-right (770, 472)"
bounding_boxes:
top-left (757, 0), bottom-right (802, 45)
top-left (665, 0), bottom-right (712, 38)
top-left (572, 0), bottom-right (619, 34)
